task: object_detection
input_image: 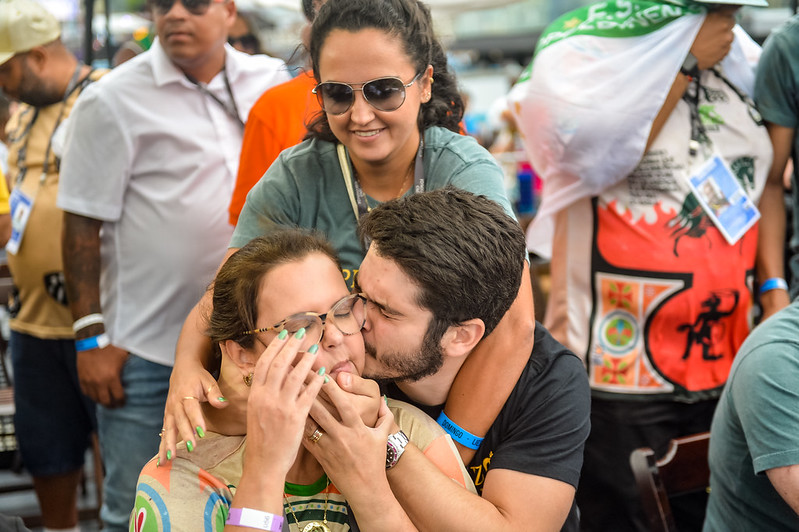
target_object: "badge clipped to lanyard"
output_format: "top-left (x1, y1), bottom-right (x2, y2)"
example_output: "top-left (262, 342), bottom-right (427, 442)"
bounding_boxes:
top-left (682, 72), bottom-right (760, 245)
top-left (6, 188), bottom-right (33, 255)
top-left (6, 65), bottom-right (89, 256)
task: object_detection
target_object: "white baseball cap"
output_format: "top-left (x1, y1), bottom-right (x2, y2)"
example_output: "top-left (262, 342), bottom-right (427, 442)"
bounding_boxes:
top-left (0, 0), bottom-right (61, 66)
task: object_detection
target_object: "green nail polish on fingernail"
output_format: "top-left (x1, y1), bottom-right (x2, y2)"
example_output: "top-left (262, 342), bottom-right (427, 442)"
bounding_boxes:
top-left (186, 441), bottom-right (194, 452)
top-left (308, 344), bottom-right (319, 354)
top-left (295, 328), bottom-right (306, 339)
top-left (167, 450), bottom-right (172, 461)
top-left (383, 394), bottom-right (388, 405)
top-left (156, 458), bottom-right (160, 467)
top-left (278, 329), bottom-right (288, 340)
top-left (324, 376), bottom-right (330, 384)
top-left (196, 426), bottom-right (205, 438)
top-left (218, 397), bottom-right (227, 402)
top-left (317, 367), bottom-right (326, 376)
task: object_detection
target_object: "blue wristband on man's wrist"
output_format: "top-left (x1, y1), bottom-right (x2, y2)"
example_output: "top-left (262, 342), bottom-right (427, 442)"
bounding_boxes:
top-left (436, 411), bottom-right (484, 450)
top-left (75, 333), bottom-right (110, 353)
top-left (759, 277), bottom-right (788, 296)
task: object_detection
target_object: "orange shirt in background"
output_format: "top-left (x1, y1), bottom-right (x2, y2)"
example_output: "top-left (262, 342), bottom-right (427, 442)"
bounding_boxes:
top-left (229, 70), bottom-right (320, 225)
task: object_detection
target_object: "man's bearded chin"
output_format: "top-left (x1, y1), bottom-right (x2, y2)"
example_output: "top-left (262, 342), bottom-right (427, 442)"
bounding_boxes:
top-left (361, 335), bottom-right (444, 384)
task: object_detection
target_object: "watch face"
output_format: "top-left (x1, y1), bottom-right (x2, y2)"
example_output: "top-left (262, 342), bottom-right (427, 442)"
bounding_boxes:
top-left (386, 445), bottom-right (398, 467)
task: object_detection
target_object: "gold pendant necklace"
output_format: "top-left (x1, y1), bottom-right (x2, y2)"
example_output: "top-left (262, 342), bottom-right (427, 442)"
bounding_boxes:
top-left (284, 477), bottom-right (331, 532)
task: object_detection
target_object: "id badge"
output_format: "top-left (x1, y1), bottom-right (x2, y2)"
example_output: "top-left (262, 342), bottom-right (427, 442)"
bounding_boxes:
top-left (7, 187), bottom-right (34, 255)
top-left (686, 153), bottom-right (760, 245)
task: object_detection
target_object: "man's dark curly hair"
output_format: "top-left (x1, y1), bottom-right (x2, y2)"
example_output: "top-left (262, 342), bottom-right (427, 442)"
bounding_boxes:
top-left (359, 187), bottom-right (526, 341)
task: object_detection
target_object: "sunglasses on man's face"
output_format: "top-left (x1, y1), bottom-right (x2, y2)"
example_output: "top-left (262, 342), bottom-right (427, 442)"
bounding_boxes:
top-left (312, 73), bottom-right (422, 115)
top-left (228, 34), bottom-right (258, 50)
top-left (151, 0), bottom-right (224, 16)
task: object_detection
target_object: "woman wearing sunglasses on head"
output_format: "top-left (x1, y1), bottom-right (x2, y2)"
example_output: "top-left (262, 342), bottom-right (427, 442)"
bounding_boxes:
top-left (162, 0), bottom-right (534, 475)
top-left (132, 230), bottom-right (473, 531)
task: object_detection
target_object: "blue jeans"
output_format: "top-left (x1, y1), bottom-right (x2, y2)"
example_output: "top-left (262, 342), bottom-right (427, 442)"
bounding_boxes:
top-left (97, 354), bottom-right (171, 532)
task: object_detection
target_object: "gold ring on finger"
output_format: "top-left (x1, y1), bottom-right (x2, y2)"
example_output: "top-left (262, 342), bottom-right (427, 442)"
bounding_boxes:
top-left (182, 396), bottom-right (198, 401)
top-left (206, 383), bottom-right (217, 395)
top-left (308, 429), bottom-right (324, 444)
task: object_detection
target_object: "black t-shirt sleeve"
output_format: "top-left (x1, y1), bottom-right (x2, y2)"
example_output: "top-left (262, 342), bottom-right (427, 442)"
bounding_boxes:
top-left (483, 326), bottom-right (591, 489)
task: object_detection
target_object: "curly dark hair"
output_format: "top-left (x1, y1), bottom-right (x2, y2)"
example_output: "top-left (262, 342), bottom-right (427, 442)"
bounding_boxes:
top-left (306, 0), bottom-right (463, 142)
top-left (359, 187), bottom-right (526, 340)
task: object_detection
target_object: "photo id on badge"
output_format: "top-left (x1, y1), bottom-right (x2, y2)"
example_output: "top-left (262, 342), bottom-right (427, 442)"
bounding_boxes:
top-left (686, 153), bottom-right (760, 245)
top-left (7, 188), bottom-right (34, 255)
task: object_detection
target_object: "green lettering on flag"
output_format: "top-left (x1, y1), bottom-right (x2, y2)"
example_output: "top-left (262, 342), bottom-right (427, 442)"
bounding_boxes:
top-left (535, 0), bottom-right (703, 57)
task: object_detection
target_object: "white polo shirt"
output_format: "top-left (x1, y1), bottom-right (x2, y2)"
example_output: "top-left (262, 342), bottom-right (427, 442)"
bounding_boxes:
top-left (57, 40), bottom-right (291, 366)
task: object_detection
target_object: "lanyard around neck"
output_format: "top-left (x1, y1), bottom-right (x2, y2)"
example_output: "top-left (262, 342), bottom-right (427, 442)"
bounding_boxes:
top-left (14, 64), bottom-right (89, 188)
top-left (185, 67), bottom-right (244, 130)
top-left (682, 67), bottom-right (763, 159)
top-left (338, 139), bottom-right (425, 222)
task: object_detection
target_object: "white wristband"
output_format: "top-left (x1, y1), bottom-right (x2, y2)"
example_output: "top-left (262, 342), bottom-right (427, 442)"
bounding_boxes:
top-left (225, 507), bottom-right (283, 531)
top-left (73, 313), bottom-right (105, 333)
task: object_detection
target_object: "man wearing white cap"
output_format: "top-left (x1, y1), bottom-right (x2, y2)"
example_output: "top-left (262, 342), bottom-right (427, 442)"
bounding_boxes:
top-left (55, 0), bottom-right (290, 529)
top-left (509, 0), bottom-right (778, 530)
top-left (0, 1), bottom-right (104, 530)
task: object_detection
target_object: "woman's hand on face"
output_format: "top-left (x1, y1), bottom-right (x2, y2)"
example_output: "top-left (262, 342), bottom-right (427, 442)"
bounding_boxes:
top-left (314, 372), bottom-right (382, 427)
top-left (305, 376), bottom-right (396, 497)
top-left (244, 330), bottom-right (326, 474)
top-left (158, 362), bottom-right (227, 465)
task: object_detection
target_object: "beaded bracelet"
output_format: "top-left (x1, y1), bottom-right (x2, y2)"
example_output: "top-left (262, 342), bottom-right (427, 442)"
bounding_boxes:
top-left (437, 411), bottom-right (484, 450)
top-left (226, 507), bottom-right (284, 531)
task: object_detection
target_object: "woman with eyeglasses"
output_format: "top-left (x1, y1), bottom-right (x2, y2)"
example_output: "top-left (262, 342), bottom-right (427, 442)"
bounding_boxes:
top-left (132, 230), bottom-right (472, 530)
top-left (161, 0), bottom-right (535, 474)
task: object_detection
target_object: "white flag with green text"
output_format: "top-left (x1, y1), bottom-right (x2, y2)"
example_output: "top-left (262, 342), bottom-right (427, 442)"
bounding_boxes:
top-left (508, 0), bottom-right (760, 258)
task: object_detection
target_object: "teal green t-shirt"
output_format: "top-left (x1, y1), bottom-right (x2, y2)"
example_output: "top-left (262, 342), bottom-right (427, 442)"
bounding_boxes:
top-left (703, 302), bottom-right (799, 531)
top-left (232, 126), bottom-right (515, 287)
top-left (754, 15), bottom-right (799, 299)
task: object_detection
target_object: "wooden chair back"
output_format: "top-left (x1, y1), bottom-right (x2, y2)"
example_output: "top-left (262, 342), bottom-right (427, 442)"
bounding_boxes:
top-left (629, 431), bottom-right (711, 532)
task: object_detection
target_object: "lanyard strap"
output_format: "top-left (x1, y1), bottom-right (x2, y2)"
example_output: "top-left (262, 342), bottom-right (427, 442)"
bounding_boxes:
top-left (682, 68), bottom-right (763, 159)
top-left (710, 67), bottom-right (764, 127)
top-left (683, 75), bottom-right (707, 158)
top-left (13, 65), bottom-right (90, 188)
top-left (185, 67), bottom-right (245, 130)
top-left (338, 140), bottom-right (425, 222)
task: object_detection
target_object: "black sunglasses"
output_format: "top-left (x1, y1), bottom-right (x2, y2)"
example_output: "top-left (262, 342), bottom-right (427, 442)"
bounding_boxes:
top-left (228, 34), bottom-right (259, 49)
top-left (312, 73), bottom-right (422, 115)
top-left (151, 0), bottom-right (224, 16)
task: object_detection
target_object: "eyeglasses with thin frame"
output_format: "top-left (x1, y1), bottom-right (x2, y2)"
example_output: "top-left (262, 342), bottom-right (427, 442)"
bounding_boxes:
top-left (242, 293), bottom-right (367, 352)
top-left (151, 0), bottom-right (225, 16)
top-left (312, 73), bottom-right (422, 116)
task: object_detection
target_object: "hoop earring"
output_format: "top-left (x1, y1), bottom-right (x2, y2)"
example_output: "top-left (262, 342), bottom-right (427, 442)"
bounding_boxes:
top-left (243, 373), bottom-right (253, 387)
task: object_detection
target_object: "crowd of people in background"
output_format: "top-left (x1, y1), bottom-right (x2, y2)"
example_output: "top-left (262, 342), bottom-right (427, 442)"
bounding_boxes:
top-left (0, 0), bottom-right (797, 531)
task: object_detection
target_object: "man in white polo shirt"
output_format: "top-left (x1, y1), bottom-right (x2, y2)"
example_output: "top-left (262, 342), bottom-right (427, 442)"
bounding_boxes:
top-left (57, 0), bottom-right (289, 529)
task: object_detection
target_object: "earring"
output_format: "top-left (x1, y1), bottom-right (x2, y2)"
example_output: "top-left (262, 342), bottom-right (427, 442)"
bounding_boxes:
top-left (429, 77), bottom-right (434, 84)
top-left (243, 373), bottom-right (253, 387)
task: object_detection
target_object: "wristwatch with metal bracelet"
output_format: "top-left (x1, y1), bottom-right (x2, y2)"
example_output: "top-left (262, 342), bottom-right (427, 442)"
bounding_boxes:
top-left (385, 430), bottom-right (409, 469)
